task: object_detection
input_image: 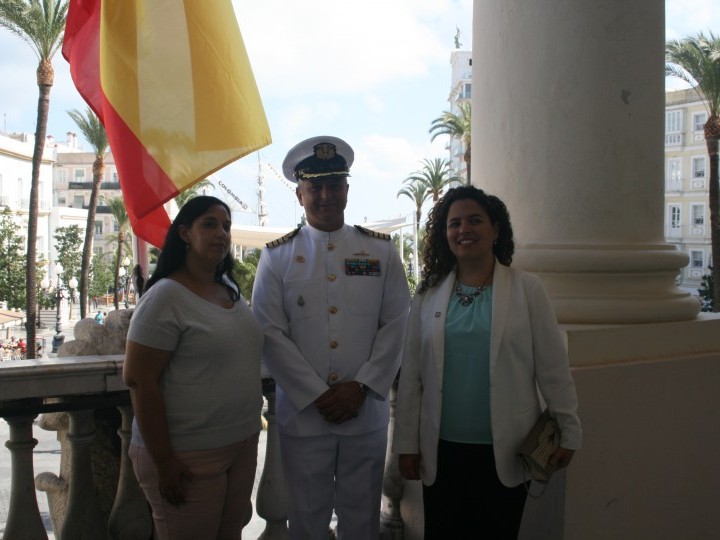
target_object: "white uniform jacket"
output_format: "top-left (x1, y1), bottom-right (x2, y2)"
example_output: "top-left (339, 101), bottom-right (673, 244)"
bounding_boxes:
top-left (393, 263), bottom-right (582, 487)
top-left (252, 224), bottom-right (410, 437)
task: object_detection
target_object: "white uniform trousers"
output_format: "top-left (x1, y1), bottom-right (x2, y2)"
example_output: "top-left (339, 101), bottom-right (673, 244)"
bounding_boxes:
top-left (279, 427), bottom-right (387, 540)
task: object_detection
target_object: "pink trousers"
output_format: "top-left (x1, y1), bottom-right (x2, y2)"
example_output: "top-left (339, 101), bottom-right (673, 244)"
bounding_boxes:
top-left (130, 432), bottom-right (259, 540)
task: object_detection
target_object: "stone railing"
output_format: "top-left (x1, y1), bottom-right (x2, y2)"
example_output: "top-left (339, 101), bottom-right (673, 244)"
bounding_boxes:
top-left (0, 310), bottom-right (406, 539)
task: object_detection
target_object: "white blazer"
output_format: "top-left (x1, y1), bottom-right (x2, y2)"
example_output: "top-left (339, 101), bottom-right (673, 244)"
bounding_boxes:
top-left (393, 263), bottom-right (582, 487)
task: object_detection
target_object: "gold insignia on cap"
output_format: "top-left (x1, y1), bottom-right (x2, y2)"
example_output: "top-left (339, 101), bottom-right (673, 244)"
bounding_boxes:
top-left (296, 255), bottom-right (305, 263)
top-left (314, 143), bottom-right (336, 160)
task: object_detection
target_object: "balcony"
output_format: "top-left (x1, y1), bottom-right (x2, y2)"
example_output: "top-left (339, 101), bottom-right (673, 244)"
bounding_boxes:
top-left (665, 177), bottom-right (683, 192)
top-left (68, 182), bottom-right (94, 190)
top-left (664, 132), bottom-right (683, 146)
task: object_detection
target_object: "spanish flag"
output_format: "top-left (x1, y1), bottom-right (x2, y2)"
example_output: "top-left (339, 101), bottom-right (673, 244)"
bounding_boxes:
top-left (63, 0), bottom-right (271, 247)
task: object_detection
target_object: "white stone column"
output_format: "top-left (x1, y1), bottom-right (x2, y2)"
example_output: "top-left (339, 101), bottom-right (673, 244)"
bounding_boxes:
top-left (473, 0), bottom-right (699, 323)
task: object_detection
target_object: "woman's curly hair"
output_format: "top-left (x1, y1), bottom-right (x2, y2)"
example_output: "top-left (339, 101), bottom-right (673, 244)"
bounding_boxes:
top-left (145, 196), bottom-right (240, 301)
top-left (417, 186), bottom-right (515, 294)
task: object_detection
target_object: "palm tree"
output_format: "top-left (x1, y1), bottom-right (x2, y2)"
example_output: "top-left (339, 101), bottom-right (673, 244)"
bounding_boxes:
top-left (397, 177), bottom-right (430, 285)
top-left (666, 32), bottom-right (720, 312)
top-left (429, 101), bottom-right (472, 185)
top-left (68, 107), bottom-right (108, 319)
top-left (0, 0), bottom-right (69, 358)
top-left (406, 157), bottom-right (460, 203)
top-left (175, 178), bottom-right (215, 208)
top-left (103, 196), bottom-right (131, 309)
top-left (397, 178), bottom-right (429, 232)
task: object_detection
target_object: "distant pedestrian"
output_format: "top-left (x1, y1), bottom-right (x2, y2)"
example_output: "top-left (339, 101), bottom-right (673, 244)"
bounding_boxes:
top-left (95, 311), bottom-right (104, 325)
top-left (132, 264), bottom-right (145, 301)
top-left (92, 295), bottom-right (99, 309)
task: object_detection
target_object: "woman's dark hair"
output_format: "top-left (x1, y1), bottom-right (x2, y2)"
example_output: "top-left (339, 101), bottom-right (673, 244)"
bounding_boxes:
top-left (144, 196), bottom-right (239, 300)
top-left (418, 186), bottom-right (515, 294)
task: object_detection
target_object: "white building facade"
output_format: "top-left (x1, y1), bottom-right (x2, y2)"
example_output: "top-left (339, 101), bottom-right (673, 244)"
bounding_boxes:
top-left (664, 87), bottom-right (712, 291)
top-left (0, 132), bottom-right (55, 265)
top-left (447, 49), bottom-right (472, 180)
top-left (0, 132), bottom-right (90, 285)
top-left (53, 145), bottom-right (124, 257)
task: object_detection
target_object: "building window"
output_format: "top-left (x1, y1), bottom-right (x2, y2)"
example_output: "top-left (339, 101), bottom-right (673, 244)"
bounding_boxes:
top-left (58, 197), bottom-right (66, 205)
top-left (669, 205), bottom-right (681, 230)
top-left (111, 171), bottom-right (118, 182)
top-left (692, 156), bottom-right (706, 178)
top-left (665, 110), bottom-right (683, 133)
top-left (73, 195), bottom-right (85, 208)
top-left (666, 158), bottom-right (682, 182)
top-left (74, 169), bottom-right (86, 181)
top-left (693, 112), bottom-right (707, 132)
top-left (692, 204), bottom-right (705, 225)
top-left (690, 250), bottom-right (704, 269)
top-left (665, 110), bottom-right (683, 145)
top-left (94, 221), bottom-right (103, 235)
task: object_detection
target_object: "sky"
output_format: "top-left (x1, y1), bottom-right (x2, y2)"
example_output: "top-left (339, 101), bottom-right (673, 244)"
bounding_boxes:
top-left (0, 0), bottom-right (718, 231)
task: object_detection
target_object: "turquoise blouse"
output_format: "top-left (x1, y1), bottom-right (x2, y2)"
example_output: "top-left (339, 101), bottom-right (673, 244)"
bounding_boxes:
top-left (439, 283), bottom-right (493, 444)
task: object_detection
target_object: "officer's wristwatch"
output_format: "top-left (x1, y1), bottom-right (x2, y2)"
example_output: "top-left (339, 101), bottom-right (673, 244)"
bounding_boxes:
top-left (356, 382), bottom-right (371, 395)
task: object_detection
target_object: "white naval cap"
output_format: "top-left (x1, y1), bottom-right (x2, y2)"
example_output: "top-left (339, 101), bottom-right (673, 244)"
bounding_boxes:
top-left (282, 135), bottom-right (354, 183)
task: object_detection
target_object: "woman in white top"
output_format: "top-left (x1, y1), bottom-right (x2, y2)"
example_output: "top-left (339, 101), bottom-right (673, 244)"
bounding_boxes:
top-left (124, 196), bottom-right (263, 540)
top-left (393, 186), bottom-right (582, 539)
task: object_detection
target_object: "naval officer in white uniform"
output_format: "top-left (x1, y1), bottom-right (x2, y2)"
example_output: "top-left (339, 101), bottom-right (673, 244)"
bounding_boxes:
top-left (252, 136), bottom-right (410, 539)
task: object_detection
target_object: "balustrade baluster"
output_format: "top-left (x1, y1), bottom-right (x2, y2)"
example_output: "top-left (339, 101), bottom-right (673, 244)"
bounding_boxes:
top-left (60, 410), bottom-right (105, 539)
top-left (256, 379), bottom-right (289, 539)
top-left (108, 405), bottom-right (152, 540)
top-left (2, 414), bottom-right (47, 540)
top-left (380, 382), bottom-right (404, 539)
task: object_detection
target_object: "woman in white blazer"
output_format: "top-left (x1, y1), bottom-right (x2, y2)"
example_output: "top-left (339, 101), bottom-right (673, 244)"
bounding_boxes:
top-left (393, 186), bottom-right (582, 539)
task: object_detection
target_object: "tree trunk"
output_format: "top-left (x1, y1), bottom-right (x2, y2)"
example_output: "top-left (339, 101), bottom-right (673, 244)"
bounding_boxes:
top-left (25, 78), bottom-right (53, 358)
top-left (707, 136), bottom-right (720, 311)
top-left (80, 159), bottom-right (104, 318)
top-left (464, 144), bottom-right (472, 186)
top-left (113, 237), bottom-right (124, 310)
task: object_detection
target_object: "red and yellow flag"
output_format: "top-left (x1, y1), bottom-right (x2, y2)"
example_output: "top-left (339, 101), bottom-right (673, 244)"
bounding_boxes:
top-left (63, 0), bottom-right (271, 247)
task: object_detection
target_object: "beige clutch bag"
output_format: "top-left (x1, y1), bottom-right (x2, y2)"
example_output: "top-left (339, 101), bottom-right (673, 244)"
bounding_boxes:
top-left (518, 409), bottom-right (561, 484)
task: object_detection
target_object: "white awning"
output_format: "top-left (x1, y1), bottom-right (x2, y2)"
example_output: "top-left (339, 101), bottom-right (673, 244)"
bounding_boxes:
top-left (230, 216), bottom-right (410, 249)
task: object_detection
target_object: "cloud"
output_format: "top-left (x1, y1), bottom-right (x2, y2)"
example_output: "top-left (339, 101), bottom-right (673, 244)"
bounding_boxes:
top-left (666, 0), bottom-right (720, 41)
top-left (235, 0), bottom-right (465, 97)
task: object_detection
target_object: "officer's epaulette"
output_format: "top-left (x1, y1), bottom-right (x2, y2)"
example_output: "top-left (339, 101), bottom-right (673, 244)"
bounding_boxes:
top-left (266, 227), bottom-right (302, 248)
top-left (354, 225), bottom-right (391, 241)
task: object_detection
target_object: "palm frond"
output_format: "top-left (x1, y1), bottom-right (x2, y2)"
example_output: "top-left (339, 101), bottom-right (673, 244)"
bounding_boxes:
top-left (68, 107), bottom-right (109, 157)
top-left (666, 31), bottom-right (720, 117)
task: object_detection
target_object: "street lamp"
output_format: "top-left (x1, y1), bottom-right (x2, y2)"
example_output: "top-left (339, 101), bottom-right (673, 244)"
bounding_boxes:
top-left (68, 276), bottom-right (78, 319)
top-left (51, 263), bottom-right (77, 353)
top-left (38, 276), bottom-right (50, 328)
top-left (52, 263), bottom-right (64, 353)
top-left (121, 256), bottom-right (131, 308)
